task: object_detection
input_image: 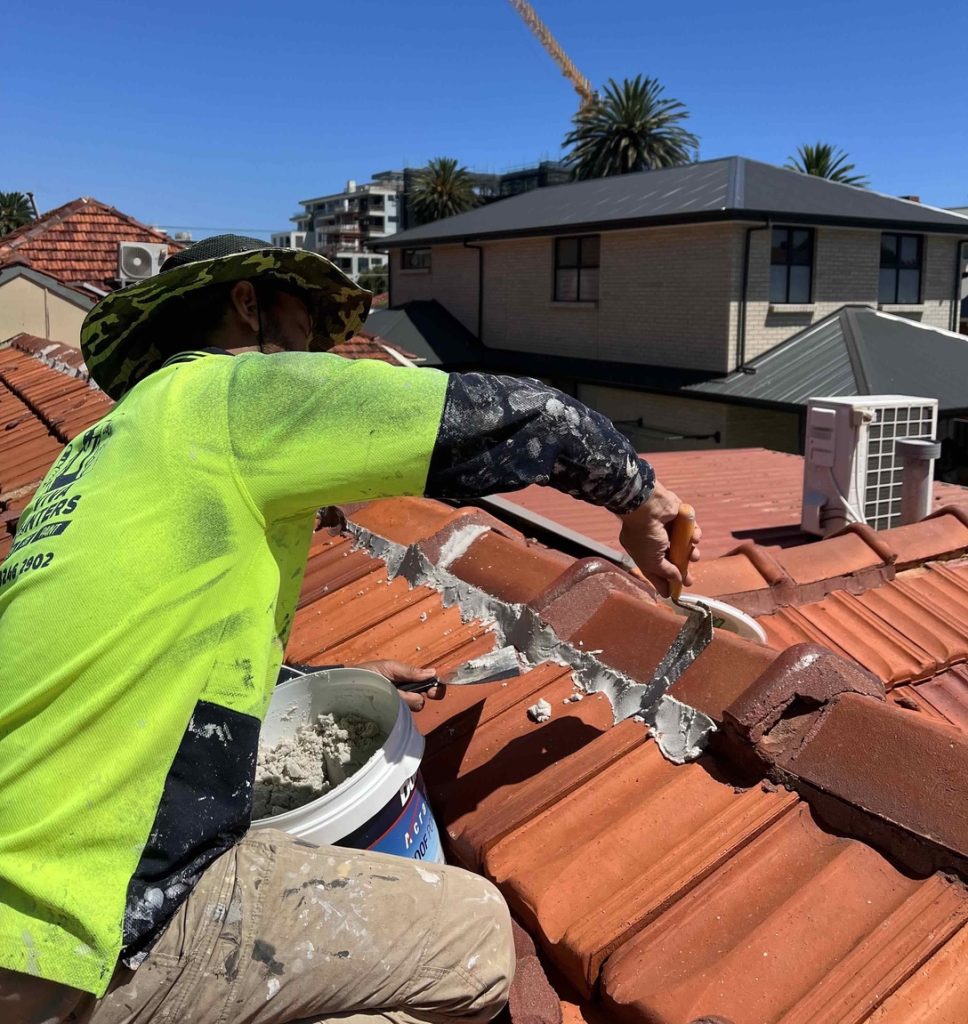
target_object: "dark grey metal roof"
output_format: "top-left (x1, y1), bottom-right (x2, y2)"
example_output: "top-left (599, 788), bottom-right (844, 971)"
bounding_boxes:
top-left (375, 157), bottom-right (968, 247)
top-left (688, 305), bottom-right (968, 413)
top-left (363, 301), bottom-right (484, 367)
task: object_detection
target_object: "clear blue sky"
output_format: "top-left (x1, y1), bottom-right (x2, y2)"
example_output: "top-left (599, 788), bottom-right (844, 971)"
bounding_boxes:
top-left (4, 0), bottom-right (965, 239)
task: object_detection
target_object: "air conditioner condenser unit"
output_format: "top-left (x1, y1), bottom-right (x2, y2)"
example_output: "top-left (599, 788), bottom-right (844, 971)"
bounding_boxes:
top-left (801, 395), bottom-right (938, 536)
top-left (118, 241), bottom-right (168, 284)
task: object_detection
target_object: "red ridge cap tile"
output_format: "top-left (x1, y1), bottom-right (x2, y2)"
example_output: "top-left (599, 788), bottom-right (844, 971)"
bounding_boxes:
top-left (601, 803), bottom-right (968, 1024)
top-left (882, 508), bottom-right (968, 569)
top-left (569, 591), bottom-right (690, 685)
top-left (531, 560), bottom-right (656, 642)
top-left (448, 530), bottom-right (574, 606)
top-left (723, 643), bottom-right (884, 747)
top-left (668, 629), bottom-right (779, 724)
top-left (760, 691), bottom-right (968, 868)
top-left (346, 497), bottom-right (522, 549)
top-left (771, 527), bottom-right (892, 590)
top-left (688, 547), bottom-right (781, 616)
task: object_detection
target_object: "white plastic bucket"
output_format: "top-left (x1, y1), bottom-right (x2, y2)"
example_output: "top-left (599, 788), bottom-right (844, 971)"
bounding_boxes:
top-left (251, 668), bottom-right (444, 863)
top-left (666, 594), bottom-right (768, 644)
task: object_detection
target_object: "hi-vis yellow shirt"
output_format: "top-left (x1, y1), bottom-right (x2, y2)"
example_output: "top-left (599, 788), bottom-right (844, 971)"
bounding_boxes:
top-left (0, 350), bottom-right (449, 996)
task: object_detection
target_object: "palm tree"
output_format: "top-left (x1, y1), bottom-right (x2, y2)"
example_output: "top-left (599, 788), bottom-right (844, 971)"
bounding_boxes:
top-left (0, 191), bottom-right (36, 236)
top-left (407, 158), bottom-right (478, 225)
top-left (563, 75), bottom-right (699, 180)
top-left (785, 143), bottom-right (869, 187)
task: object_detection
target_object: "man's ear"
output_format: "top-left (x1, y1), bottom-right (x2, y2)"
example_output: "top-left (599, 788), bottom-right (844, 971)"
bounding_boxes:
top-left (229, 281), bottom-right (260, 333)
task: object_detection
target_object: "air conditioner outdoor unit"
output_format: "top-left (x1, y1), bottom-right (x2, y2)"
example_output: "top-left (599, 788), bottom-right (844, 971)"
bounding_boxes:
top-left (801, 395), bottom-right (938, 536)
top-left (118, 241), bottom-right (168, 284)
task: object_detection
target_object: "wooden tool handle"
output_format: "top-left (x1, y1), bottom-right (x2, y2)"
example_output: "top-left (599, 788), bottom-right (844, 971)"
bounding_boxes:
top-left (667, 503), bottom-right (696, 602)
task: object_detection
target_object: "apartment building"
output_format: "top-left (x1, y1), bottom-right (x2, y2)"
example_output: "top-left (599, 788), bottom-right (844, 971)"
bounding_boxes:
top-left (292, 172), bottom-right (400, 280)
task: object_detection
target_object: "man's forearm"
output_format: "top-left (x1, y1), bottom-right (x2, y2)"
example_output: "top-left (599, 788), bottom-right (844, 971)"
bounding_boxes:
top-left (424, 373), bottom-right (655, 514)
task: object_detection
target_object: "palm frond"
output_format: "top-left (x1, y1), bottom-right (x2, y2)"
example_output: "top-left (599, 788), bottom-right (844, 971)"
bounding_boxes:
top-left (563, 75), bottom-right (699, 180)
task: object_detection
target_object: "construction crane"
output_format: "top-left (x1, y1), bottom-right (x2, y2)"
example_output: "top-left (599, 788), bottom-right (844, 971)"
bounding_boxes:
top-left (507, 0), bottom-right (596, 111)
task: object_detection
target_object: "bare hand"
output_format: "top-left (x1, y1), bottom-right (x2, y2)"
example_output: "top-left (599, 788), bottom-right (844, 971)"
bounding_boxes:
top-left (617, 481), bottom-right (701, 598)
top-left (355, 660), bottom-right (440, 710)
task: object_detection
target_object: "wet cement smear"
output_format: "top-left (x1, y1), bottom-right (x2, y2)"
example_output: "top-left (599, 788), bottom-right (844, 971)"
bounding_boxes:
top-left (253, 713), bottom-right (386, 818)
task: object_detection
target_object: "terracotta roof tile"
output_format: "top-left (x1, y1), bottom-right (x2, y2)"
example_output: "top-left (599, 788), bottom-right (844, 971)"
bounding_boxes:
top-left (297, 498), bottom-right (968, 1019)
top-left (868, 918), bottom-right (968, 1023)
top-left (6, 352), bottom-right (968, 1022)
top-left (0, 197), bottom-right (183, 292)
top-left (329, 333), bottom-right (421, 364)
top-left (601, 803), bottom-right (968, 1024)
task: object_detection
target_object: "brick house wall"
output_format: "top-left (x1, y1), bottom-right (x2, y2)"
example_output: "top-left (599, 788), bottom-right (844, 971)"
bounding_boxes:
top-left (393, 225), bottom-right (741, 373)
top-left (390, 243), bottom-right (479, 335)
top-left (741, 228), bottom-right (959, 361)
top-left (389, 222), bottom-right (960, 373)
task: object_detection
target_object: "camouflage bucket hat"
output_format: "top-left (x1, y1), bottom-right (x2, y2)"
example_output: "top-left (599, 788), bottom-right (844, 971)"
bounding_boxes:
top-left (81, 234), bottom-right (371, 399)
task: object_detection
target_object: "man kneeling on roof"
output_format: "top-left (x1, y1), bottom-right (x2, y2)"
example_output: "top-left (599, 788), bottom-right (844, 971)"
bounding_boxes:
top-left (0, 236), bottom-right (700, 1023)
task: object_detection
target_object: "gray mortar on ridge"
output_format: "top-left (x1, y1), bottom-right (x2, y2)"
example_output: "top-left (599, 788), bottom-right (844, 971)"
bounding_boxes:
top-left (347, 521), bottom-right (717, 765)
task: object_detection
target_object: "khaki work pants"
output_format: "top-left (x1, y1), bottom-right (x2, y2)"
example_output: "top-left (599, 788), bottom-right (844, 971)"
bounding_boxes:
top-left (3, 831), bottom-right (514, 1024)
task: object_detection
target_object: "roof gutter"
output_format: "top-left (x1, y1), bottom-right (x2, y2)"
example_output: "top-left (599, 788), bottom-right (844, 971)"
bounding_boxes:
top-left (738, 221), bottom-right (771, 370)
top-left (952, 239), bottom-right (968, 333)
top-left (463, 240), bottom-right (484, 342)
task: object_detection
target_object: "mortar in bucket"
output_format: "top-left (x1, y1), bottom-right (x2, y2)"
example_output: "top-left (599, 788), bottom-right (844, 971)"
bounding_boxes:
top-left (250, 668), bottom-right (444, 864)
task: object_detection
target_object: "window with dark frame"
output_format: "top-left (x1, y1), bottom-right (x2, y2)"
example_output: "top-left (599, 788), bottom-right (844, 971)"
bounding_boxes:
top-left (554, 235), bottom-right (599, 302)
top-left (401, 248), bottom-right (431, 271)
top-left (879, 233), bottom-right (923, 304)
top-left (769, 227), bottom-right (813, 303)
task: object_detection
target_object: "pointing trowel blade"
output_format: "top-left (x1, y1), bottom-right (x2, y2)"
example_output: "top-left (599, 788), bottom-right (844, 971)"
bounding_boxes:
top-left (441, 646), bottom-right (523, 686)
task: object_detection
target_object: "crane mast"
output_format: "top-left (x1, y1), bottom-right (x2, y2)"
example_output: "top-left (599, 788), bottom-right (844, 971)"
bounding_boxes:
top-left (507, 0), bottom-right (595, 110)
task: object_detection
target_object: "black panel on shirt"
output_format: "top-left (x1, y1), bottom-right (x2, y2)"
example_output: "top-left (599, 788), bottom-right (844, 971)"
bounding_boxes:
top-left (120, 700), bottom-right (260, 961)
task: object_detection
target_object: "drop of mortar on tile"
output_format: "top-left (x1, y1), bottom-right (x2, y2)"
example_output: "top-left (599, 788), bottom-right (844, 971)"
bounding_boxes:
top-left (527, 699), bottom-right (552, 724)
top-left (253, 713), bottom-right (386, 818)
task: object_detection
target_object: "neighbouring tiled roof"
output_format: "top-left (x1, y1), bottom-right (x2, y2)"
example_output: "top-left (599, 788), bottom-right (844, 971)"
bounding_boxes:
top-left (329, 331), bottom-right (422, 365)
top-left (0, 344), bottom-right (108, 552)
top-left (493, 447), bottom-right (968, 561)
top-left (0, 197), bottom-right (183, 293)
top-left (5, 351), bottom-right (968, 1022)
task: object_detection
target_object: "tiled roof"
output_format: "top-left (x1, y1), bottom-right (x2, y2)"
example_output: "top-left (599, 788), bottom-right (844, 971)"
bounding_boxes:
top-left (0, 197), bottom-right (183, 293)
top-left (493, 447), bottom-right (968, 561)
top-left (329, 331), bottom-right (422, 365)
top-left (0, 342), bottom-right (108, 557)
top-left (5, 351), bottom-right (968, 1022)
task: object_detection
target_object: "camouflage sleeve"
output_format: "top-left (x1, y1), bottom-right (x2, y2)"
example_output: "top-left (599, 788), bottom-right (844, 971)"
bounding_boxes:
top-left (425, 373), bottom-right (656, 514)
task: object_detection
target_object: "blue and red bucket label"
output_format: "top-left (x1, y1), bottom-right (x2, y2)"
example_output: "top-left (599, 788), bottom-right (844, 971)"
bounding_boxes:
top-left (338, 770), bottom-right (444, 864)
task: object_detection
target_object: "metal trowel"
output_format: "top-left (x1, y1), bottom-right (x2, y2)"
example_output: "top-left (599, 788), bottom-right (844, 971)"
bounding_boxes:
top-left (397, 646), bottom-right (523, 694)
top-left (651, 503), bottom-right (714, 689)
top-left (614, 504), bottom-right (714, 723)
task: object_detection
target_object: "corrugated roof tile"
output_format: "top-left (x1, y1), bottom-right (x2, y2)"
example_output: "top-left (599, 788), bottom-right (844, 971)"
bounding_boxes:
top-left (601, 803), bottom-right (968, 1024)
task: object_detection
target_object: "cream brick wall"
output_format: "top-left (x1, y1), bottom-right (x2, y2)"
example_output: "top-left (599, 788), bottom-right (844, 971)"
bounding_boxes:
top-left (577, 383), bottom-right (801, 454)
top-left (389, 244), bottom-right (479, 335)
top-left (479, 224), bottom-right (741, 373)
top-left (390, 222), bottom-right (960, 373)
top-left (740, 228), bottom-right (958, 362)
top-left (0, 276), bottom-right (87, 346)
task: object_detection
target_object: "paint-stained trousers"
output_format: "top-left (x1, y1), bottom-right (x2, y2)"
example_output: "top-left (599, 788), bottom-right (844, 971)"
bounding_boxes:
top-left (3, 831), bottom-right (515, 1024)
